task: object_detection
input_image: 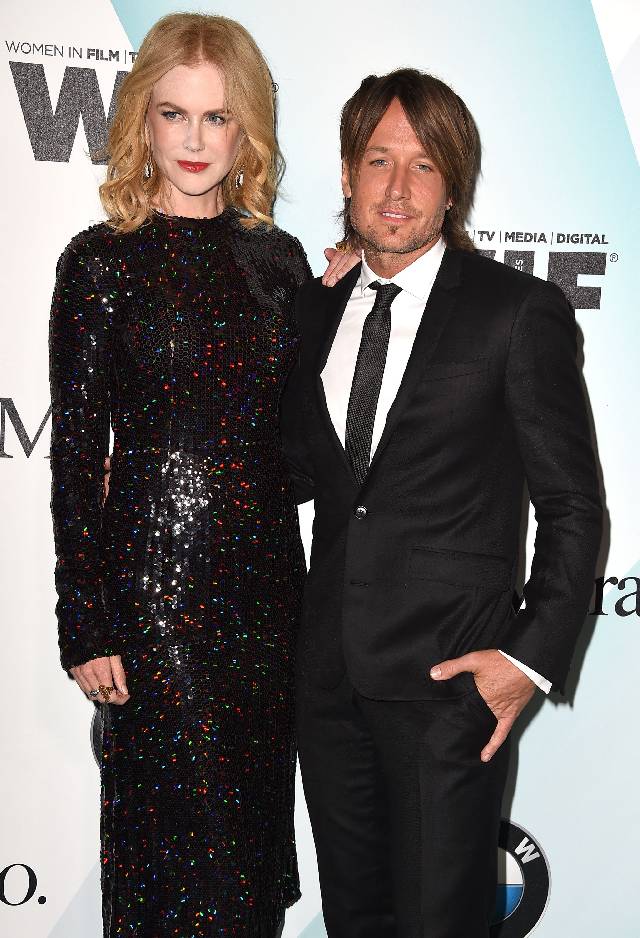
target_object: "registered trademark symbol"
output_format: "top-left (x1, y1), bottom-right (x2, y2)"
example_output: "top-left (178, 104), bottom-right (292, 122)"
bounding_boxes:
top-left (609, 253), bottom-right (618, 262)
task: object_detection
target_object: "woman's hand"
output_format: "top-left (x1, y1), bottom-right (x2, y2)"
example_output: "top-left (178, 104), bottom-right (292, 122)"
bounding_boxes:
top-left (322, 246), bottom-right (360, 287)
top-left (71, 655), bottom-right (130, 704)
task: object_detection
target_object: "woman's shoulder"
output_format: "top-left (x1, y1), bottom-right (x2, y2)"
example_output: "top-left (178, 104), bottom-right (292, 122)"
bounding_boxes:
top-left (55, 222), bottom-right (139, 289)
top-left (230, 210), bottom-right (301, 248)
top-left (67, 221), bottom-right (112, 248)
top-left (263, 222), bottom-right (308, 266)
top-left (231, 212), bottom-right (311, 284)
top-left (58, 222), bottom-right (119, 263)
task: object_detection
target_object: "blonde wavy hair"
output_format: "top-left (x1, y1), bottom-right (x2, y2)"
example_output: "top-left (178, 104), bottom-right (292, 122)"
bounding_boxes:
top-left (100, 13), bottom-right (283, 232)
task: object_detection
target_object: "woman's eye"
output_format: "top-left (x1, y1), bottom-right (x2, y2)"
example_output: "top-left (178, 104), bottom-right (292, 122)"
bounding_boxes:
top-left (161, 111), bottom-right (181, 121)
top-left (207, 114), bottom-right (226, 126)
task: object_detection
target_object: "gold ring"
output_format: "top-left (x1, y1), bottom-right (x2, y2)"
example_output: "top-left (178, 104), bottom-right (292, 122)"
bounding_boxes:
top-left (98, 684), bottom-right (114, 702)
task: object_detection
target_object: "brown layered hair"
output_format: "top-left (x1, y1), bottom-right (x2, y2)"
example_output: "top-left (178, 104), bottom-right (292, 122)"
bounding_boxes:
top-left (340, 69), bottom-right (481, 251)
top-left (100, 13), bottom-right (282, 232)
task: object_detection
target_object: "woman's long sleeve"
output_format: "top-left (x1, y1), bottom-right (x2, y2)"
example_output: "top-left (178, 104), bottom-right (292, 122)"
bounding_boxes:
top-left (49, 241), bottom-right (114, 670)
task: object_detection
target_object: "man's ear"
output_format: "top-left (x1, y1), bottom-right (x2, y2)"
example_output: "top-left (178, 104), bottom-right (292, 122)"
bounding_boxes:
top-left (341, 160), bottom-right (352, 199)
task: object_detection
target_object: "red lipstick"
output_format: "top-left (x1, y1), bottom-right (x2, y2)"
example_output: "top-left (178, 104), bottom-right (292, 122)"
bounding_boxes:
top-left (177, 160), bottom-right (210, 173)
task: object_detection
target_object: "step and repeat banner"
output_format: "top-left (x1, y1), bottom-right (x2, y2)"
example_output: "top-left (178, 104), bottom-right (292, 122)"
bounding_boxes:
top-left (0, 0), bottom-right (638, 935)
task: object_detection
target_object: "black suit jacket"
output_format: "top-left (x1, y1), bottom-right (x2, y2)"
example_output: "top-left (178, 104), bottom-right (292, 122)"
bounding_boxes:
top-left (280, 248), bottom-right (602, 699)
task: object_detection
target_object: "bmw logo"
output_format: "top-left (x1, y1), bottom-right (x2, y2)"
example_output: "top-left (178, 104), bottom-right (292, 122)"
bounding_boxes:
top-left (492, 820), bottom-right (550, 936)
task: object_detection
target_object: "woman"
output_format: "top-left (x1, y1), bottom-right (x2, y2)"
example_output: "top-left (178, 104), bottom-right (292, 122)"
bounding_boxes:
top-left (50, 13), bottom-right (352, 937)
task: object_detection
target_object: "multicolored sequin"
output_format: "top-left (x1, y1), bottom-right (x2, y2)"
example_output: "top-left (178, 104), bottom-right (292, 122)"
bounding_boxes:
top-left (49, 208), bottom-right (310, 936)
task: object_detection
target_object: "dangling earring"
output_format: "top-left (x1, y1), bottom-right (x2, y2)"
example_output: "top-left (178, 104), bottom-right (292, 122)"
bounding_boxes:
top-left (235, 170), bottom-right (244, 189)
top-left (144, 157), bottom-right (153, 179)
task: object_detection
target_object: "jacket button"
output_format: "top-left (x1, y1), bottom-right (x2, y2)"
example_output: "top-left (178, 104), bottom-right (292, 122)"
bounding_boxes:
top-left (354, 505), bottom-right (367, 519)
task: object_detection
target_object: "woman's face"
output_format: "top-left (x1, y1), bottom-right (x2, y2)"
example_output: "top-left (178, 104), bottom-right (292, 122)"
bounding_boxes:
top-left (146, 61), bottom-right (243, 216)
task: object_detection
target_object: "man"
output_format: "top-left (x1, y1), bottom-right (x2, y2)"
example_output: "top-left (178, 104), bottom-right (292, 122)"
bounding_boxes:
top-left (281, 69), bottom-right (602, 938)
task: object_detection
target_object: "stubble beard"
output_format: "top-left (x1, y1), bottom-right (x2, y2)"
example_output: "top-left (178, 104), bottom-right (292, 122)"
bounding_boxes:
top-left (351, 201), bottom-right (446, 258)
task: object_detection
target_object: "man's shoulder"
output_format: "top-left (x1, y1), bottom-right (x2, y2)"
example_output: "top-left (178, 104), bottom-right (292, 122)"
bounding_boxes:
top-left (296, 265), bottom-right (361, 325)
top-left (295, 276), bottom-right (334, 337)
top-left (458, 248), bottom-right (546, 290)
top-left (457, 249), bottom-right (566, 305)
top-left (297, 274), bottom-right (327, 301)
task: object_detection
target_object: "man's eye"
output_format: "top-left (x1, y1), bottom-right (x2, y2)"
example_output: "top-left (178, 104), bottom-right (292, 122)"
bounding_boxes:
top-left (416, 163), bottom-right (432, 172)
top-left (370, 159), bottom-right (387, 166)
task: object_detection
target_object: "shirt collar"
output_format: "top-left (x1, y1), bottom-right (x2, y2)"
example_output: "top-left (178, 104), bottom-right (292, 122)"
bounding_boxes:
top-left (358, 237), bottom-right (445, 301)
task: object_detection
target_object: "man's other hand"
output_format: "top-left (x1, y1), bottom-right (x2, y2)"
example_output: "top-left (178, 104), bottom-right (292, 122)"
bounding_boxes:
top-left (430, 649), bottom-right (536, 762)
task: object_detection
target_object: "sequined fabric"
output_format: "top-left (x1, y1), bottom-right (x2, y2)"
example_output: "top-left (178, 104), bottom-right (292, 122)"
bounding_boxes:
top-left (49, 208), bottom-right (310, 936)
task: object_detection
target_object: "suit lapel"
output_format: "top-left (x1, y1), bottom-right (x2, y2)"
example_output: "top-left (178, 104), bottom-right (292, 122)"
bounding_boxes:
top-left (313, 264), bottom-right (362, 482)
top-left (366, 248), bottom-right (462, 479)
top-left (315, 263), bottom-right (362, 373)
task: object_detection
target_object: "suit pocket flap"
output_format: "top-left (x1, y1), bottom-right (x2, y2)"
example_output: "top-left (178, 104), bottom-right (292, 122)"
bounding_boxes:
top-left (423, 358), bottom-right (487, 381)
top-left (408, 546), bottom-right (511, 590)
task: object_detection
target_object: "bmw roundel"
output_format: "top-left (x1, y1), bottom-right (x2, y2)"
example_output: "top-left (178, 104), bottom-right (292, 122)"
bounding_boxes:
top-left (491, 820), bottom-right (550, 937)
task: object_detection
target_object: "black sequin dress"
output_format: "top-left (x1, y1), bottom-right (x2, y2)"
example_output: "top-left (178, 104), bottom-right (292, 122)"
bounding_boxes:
top-left (49, 208), bottom-right (310, 937)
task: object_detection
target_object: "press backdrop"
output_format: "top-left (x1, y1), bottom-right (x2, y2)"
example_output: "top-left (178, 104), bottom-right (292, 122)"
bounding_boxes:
top-left (0, 1), bottom-right (638, 935)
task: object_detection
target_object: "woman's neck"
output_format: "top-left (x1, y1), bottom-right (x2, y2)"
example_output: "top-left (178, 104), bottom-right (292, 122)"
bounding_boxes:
top-left (154, 183), bottom-right (224, 219)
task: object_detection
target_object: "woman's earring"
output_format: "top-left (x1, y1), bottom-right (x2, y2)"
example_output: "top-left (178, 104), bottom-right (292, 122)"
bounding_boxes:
top-left (235, 170), bottom-right (244, 189)
top-left (144, 158), bottom-right (153, 179)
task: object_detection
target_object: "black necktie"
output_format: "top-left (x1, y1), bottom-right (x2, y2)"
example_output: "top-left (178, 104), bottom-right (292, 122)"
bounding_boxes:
top-left (345, 281), bottom-right (402, 484)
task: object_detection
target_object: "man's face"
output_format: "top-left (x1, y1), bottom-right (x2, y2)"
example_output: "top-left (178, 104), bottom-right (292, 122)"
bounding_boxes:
top-left (342, 98), bottom-right (450, 268)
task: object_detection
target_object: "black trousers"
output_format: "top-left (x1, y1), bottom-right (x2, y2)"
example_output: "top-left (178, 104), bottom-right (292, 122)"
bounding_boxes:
top-left (296, 671), bottom-right (510, 938)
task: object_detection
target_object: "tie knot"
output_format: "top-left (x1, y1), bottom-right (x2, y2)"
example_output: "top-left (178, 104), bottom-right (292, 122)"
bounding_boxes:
top-left (369, 281), bottom-right (402, 307)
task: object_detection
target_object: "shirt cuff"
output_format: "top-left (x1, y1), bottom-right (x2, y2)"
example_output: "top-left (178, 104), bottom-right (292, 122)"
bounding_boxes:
top-left (499, 650), bottom-right (552, 694)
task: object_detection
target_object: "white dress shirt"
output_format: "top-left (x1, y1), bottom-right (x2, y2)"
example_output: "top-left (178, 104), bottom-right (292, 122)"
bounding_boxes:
top-left (321, 241), bottom-right (551, 694)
